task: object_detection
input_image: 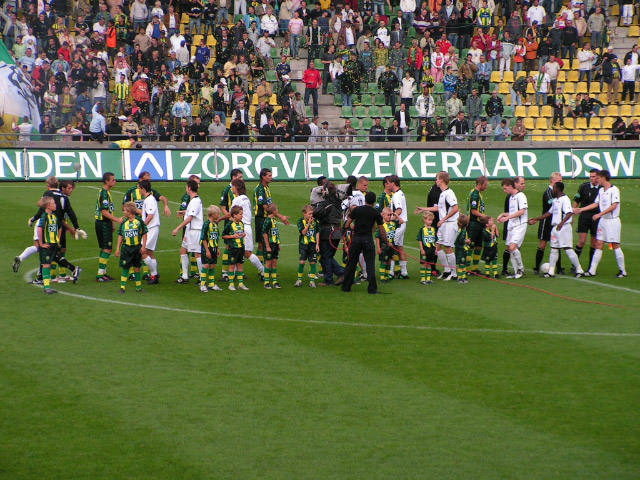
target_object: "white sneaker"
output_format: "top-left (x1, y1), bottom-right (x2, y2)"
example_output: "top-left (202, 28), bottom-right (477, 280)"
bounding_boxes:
top-left (56, 277), bottom-right (66, 283)
top-left (228, 284), bottom-right (236, 291)
top-left (514, 270), bottom-right (523, 279)
top-left (294, 280), bottom-right (302, 287)
top-left (309, 281), bottom-right (316, 288)
top-left (200, 285), bottom-right (208, 292)
top-left (210, 284), bottom-right (222, 291)
top-left (238, 284), bottom-right (249, 290)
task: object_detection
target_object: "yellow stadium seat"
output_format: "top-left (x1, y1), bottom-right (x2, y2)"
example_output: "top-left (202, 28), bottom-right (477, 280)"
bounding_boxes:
top-left (557, 129), bottom-right (571, 141)
top-left (557, 71), bottom-right (566, 82)
top-left (503, 71), bottom-right (514, 82)
top-left (629, 26), bottom-right (640, 37)
top-left (589, 82), bottom-right (601, 94)
top-left (598, 93), bottom-right (608, 104)
top-left (620, 104), bottom-right (633, 116)
top-left (602, 116), bottom-right (615, 128)
top-left (180, 24), bottom-right (185, 33)
top-left (535, 118), bottom-right (548, 129)
top-left (571, 59), bottom-right (580, 69)
top-left (526, 83), bottom-right (535, 94)
top-left (490, 71), bottom-right (501, 83)
top-left (532, 129), bottom-right (545, 141)
top-left (181, 13), bottom-right (189, 23)
top-left (498, 83), bottom-right (510, 94)
top-left (611, 4), bottom-right (619, 15)
top-left (563, 83), bottom-right (575, 94)
top-left (596, 131), bottom-right (611, 141)
top-left (523, 117), bottom-right (535, 129)
top-left (269, 94), bottom-right (278, 105)
top-left (576, 82), bottom-right (588, 93)
top-left (584, 129), bottom-right (598, 141)
top-left (206, 36), bottom-right (217, 47)
top-left (251, 94), bottom-right (258, 104)
top-left (576, 117), bottom-right (589, 129)
top-left (562, 118), bottom-right (575, 129)
top-left (516, 71), bottom-right (526, 80)
top-left (191, 105), bottom-right (200, 116)
top-left (249, 105), bottom-right (256, 116)
top-left (589, 117), bottom-right (602, 128)
top-left (567, 71), bottom-right (579, 82)
top-left (572, 129), bottom-right (585, 140)
top-left (540, 105), bottom-right (553, 117)
top-left (528, 106), bottom-right (539, 117)
top-left (514, 105), bottom-right (527, 117)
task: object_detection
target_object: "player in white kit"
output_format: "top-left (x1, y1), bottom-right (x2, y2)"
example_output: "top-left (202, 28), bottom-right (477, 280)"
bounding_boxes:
top-left (573, 170), bottom-right (626, 278)
top-left (230, 178), bottom-right (266, 277)
top-left (497, 177), bottom-right (528, 279)
top-left (389, 175), bottom-right (409, 278)
top-left (139, 180), bottom-right (161, 284)
top-left (172, 179), bottom-right (203, 283)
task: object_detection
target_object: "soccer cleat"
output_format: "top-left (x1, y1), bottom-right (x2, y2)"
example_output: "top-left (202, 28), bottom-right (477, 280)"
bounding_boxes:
top-left (515, 270), bottom-right (523, 279)
top-left (532, 269), bottom-right (540, 275)
top-left (264, 284), bottom-right (272, 289)
top-left (272, 283), bottom-right (281, 289)
top-left (117, 288), bottom-right (126, 294)
top-left (142, 273), bottom-right (151, 281)
top-left (294, 280), bottom-right (302, 287)
top-left (616, 271), bottom-right (627, 278)
top-left (56, 277), bottom-right (67, 284)
top-left (397, 274), bottom-right (410, 280)
top-left (437, 271), bottom-right (450, 280)
top-left (258, 273), bottom-right (265, 281)
top-left (238, 284), bottom-right (250, 290)
top-left (31, 278), bottom-right (44, 285)
top-left (582, 271), bottom-right (594, 277)
top-left (228, 284), bottom-right (236, 291)
top-left (43, 288), bottom-right (57, 295)
top-left (96, 275), bottom-right (111, 282)
top-left (542, 273), bottom-right (555, 278)
top-left (128, 273), bottom-right (136, 281)
top-left (420, 280), bottom-right (427, 285)
top-left (200, 285), bottom-right (209, 292)
top-left (136, 288), bottom-right (145, 294)
top-left (557, 268), bottom-right (565, 275)
top-left (12, 256), bottom-right (21, 273)
top-left (574, 272), bottom-right (583, 278)
top-left (463, 278), bottom-right (469, 284)
top-left (457, 278), bottom-right (465, 284)
top-left (72, 267), bottom-right (82, 283)
top-left (501, 271), bottom-right (510, 277)
top-left (219, 274), bottom-right (229, 282)
top-left (570, 266), bottom-right (577, 274)
top-left (309, 281), bottom-right (316, 288)
top-left (443, 274), bottom-right (456, 281)
top-left (359, 273), bottom-right (367, 281)
top-left (148, 275), bottom-right (159, 285)
top-left (335, 276), bottom-right (344, 286)
top-left (174, 277), bottom-right (189, 284)
top-left (209, 284), bottom-right (222, 291)
top-left (104, 275), bottom-right (115, 281)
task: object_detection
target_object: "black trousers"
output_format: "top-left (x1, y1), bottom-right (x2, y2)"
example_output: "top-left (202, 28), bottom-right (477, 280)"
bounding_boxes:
top-left (341, 236), bottom-right (377, 294)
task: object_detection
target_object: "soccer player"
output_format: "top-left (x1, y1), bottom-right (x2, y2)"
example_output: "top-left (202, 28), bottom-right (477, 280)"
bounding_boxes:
top-left (480, 216), bottom-right (500, 278)
top-left (262, 203), bottom-right (282, 289)
top-left (114, 202), bottom-right (148, 294)
top-left (375, 207), bottom-right (397, 283)
top-left (497, 177), bottom-right (528, 279)
top-left (122, 171), bottom-right (172, 217)
top-left (375, 176), bottom-right (393, 212)
top-left (415, 171), bottom-right (459, 281)
top-left (572, 168), bottom-right (600, 271)
top-left (177, 174), bottom-right (201, 279)
top-left (219, 168), bottom-right (243, 281)
top-left (533, 172), bottom-right (563, 275)
top-left (37, 197), bottom-right (81, 294)
top-left (389, 175), bottom-right (409, 279)
top-left (500, 176), bottom-right (525, 276)
top-left (348, 176), bottom-right (370, 279)
top-left (529, 182), bottom-right (583, 278)
top-left (95, 172), bottom-right (123, 282)
top-left (254, 168), bottom-right (290, 263)
top-left (296, 205), bottom-right (320, 288)
top-left (573, 170), bottom-right (626, 278)
top-left (138, 180), bottom-right (161, 284)
top-left (454, 215), bottom-right (471, 284)
top-left (200, 205), bottom-right (223, 292)
top-left (172, 179), bottom-right (203, 284)
top-left (231, 179), bottom-right (266, 277)
top-left (416, 211), bottom-right (437, 284)
top-left (222, 205), bottom-right (249, 290)
top-left (466, 175), bottom-right (489, 275)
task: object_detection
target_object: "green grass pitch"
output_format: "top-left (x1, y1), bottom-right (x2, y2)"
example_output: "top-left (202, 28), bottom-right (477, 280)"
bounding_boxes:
top-left (1, 178), bottom-right (639, 479)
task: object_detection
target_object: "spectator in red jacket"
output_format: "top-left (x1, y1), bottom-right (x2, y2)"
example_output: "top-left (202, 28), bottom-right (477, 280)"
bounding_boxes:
top-left (302, 60), bottom-right (322, 117)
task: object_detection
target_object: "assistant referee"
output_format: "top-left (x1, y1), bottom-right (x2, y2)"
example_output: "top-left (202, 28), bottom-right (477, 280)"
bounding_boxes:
top-left (341, 191), bottom-right (389, 294)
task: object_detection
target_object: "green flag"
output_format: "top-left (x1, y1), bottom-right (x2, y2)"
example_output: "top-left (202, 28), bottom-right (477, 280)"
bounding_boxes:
top-left (0, 41), bottom-right (15, 64)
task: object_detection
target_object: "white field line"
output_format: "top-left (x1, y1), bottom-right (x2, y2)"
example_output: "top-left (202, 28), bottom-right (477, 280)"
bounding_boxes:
top-left (557, 276), bottom-right (640, 294)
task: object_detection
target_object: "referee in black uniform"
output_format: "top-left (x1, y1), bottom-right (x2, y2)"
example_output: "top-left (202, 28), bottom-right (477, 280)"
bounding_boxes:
top-left (341, 192), bottom-right (389, 294)
top-left (572, 168), bottom-right (600, 270)
top-left (534, 172), bottom-right (563, 275)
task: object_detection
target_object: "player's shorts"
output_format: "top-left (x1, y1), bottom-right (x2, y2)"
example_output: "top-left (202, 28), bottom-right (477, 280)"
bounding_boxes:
top-left (455, 248), bottom-right (468, 265)
top-left (420, 247), bottom-right (436, 266)
top-left (265, 243), bottom-right (280, 260)
top-left (39, 244), bottom-right (59, 265)
top-left (228, 247), bottom-right (245, 264)
top-left (506, 223), bottom-right (527, 248)
top-left (379, 246), bottom-right (394, 263)
top-left (577, 213), bottom-right (598, 235)
top-left (467, 221), bottom-right (484, 247)
top-left (201, 245), bottom-right (218, 263)
top-left (244, 223), bottom-right (254, 251)
top-left (394, 222), bottom-right (407, 246)
top-left (95, 220), bottom-right (113, 250)
top-left (146, 226), bottom-right (159, 251)
top-left (119, 245), bottom-right (142, 270)
top-left (482, 245), bottom-right (498, 262)
top-left (33, 224), bottom-right (38, 241)
top-left (254, 217), bottom-right (265, 243)
top-left (299, 243), bottom-right (317, 262)
top-left (596, 217), bottom-right (621, 244)
top-left (181, 229), bottom-right (200, 253)
top-left (550, 223), bottom-right (573, 249)
top-left (437, 221), bottom-right (457, 247)
top-left (537, 217), bottom-right (552, 241)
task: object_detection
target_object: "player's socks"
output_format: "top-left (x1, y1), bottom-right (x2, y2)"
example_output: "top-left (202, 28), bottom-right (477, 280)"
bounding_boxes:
top-left (484, 263), bottom-right (490, 276)
top-left (143, 256), bottom-right (154, 274)
top-left (548, 248), bottom-right (559, 275)
top-left (446, 253), bottom-right (456, 275)
top-left (393, 254), bottom-right (401, 275)
top-left (589, 247), bottom-right (596, 266)
top-left (256, 247), bottom-right (264, 263)
top-left (457, 265), bottom-right (464, 279)
top-left (180, 254), bottom-right (190, 279)
top-left (614, 248), bottom-right (625, 273)
top-left (50, 263), bottom-right (57, 281)
top-left (42, 267), bottom-right (50, 289)
top-left (565, 249), bottom-right (583, 273)
top-left (196, 257), bottom-right (203, 276)
top-left (502, 250), bottom-right (510, 272)
top-left (207, 267), bottom-right (216, 287)
top-left (472, 252), bottom-right (481, 270)
top-left (509, 249), bottom-right (519, 273)
top-left (589, 248), bottom-right (603, 274)
top-left (97, 251), bottom-right (110, 279)
top-left (249, 254), bottom-right (264, 273)
top-left (437, 250), bottom-right (448, 273)
top-left (221, 250), bottom-right (229, 274)
top-left (189, 253), bottom-right (198, 275)
top-left (297, 263), bottom-right (305, 280)
top-left (264, 268), bottom-right (271, 286)
top-left (151, 259), bottom-right (158, 276)
top-left (575, 245), bottom-right (583, 257)
top-left (237, 272), bottom-right (244, 285)
top-left (134, 271), bottom-right (141, 290)
top-left (309, 263), bottom-right (317, 279)
top-left (120, 269), bottom-right (128, 289)
top-left (142, 264), bottom-right (150, 277)
top-left (270, 268), bottom-right (277, 285)
top-left (535, 247), bottom-right (545, 270)
top-left (59, 266), bottom-right (66, 277)
top-left (492, 260), bottom-right (498, 277)
top-left (465, 254), bottom-right (472, 269)
top-left (19, 245), bottom-right (38, 261)
top-left (420, 265), bottom-right (426, 282)
top-left (200, 266), bottom-right (208, 286)
top-left (379, 262), bottom-right (386, 281)
top-left (399, 260), bottom-right (408, 275)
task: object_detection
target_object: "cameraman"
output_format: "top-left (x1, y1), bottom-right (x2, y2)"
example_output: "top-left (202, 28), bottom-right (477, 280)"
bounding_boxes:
top-left (309, 176), bottom-right (328, 207)
top-left (313, 183), bottom-right (345, 286)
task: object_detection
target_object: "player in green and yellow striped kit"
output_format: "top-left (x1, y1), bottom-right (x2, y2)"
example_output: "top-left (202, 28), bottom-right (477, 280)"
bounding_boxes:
top-left (178, 175), bottom-right (201, 278)
top-left (200, 206), bottom-right (222, 292)
top-left (480, 216), bottom-right (500, 278)
top-left (262, 204), bottom-right (281, 289)
top-left (221, 205), bottom-right (249, 290)
top-left (375, 176), bottom-right (401, 276)
top-left (375, 208), bottom-right (397, 283)
top-left (454, 215), bottom-right (471, 284)
top-left (466, 176), bottom-right (488, 274)
top-left (416, 211), bottom-right (437, 284)
top-left (115, 202), bottom-right (148, 293)
top-left (295, 205), bottom-right (320, 288)
top-left (219, 169), bottom-right (242, 280)
top-left (95, 172), bottom-right (122, 282)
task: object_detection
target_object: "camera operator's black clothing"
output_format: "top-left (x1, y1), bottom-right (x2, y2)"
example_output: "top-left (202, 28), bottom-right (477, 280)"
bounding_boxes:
top-left (313, 193), bottom-right (344, 285)
top-left (341, 205), bottom-right (383, 294)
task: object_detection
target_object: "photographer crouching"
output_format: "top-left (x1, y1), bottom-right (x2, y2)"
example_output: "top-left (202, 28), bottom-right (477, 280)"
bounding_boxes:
top-left (313, 183), bottom-right (345, 287)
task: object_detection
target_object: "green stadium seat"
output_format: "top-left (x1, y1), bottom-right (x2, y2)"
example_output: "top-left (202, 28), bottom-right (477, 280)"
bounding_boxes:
top-left (327, 83), bottom-right (334, 94)
top-left (361, 117), bottom-right (373, 130)
top-left (435, 106), bottom-right (446, 117)
top-left (341, 106), bottom-right (352, 117)
top-left (409, 106), bottom-right (419, 117)
top-left (361, 95), bottom-right (373, 106)
top-left (381, 106), bottom-right (393, 117)
top-left (433, 83), bottom-right (444, 94)
top-left (503, 106), bottom-right (513, 117)
top-left (305, 106), bottom-right (312, 117)
top-left (367, 106), bottom-right (380, 117)
top-left (353, 105), bottom-right (366, 117)
top-left (374, 93), bottom-right (385, 105)
top-left (367, 82), bottom-right (378, 92)
top-left (350, 118), bottom-right (361, 129)
top-left (334, 96), bottom-right (342, 106)
top-left (314, 59), bottom-right (323, 69)
top-left (266, 71), bottom-right (277, 82)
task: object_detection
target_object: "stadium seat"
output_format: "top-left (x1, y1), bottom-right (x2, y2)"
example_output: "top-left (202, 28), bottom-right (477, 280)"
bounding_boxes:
top-left (353, 106), bottom-right (366, 117)
top-left (435, 106), bottom-right (446, 117)
top-left (361, 117), bottom-right (373, 130)
top-left (350, 118), bottom-right (361, 129)
top-left (433, 83), bottom-right (444, 94)
top-left (526, 83), bottom-right (535, 94)
top-left (181, 13), bottom-right (189, 23)
top-left (266, 71), bottom-right (277, 82)
top-left (334, 96), bottom-right (342, 106)
top-left (532, 129), bottom-right (545, 141)
top-left (327, 83), bottom-right (334, 94)
top-left (374, 93), bottom-right (385, 105)
top-left (503, 71), bottom-right (514, 82)
top-left (573, 129), bottom-right (585, 140)
top-left (206, 36), bottom-right (216, 47)
top-left (535, 118), bottom-right (548, 129)
top-left (381, 106), bottom-right (393, 117)
top-left (498, 83), bottom-right (510, 94)
top-left (620, 104), bottom-right (632, 116)
top-left (305, 106), bottom-right (312, 118)
top-left (576, 82), bottom-right (588, 93)
top-left (571, 59), bottom-right (580, 70)
top-left (514, 105), bottom-right (527, 117)
top-left (540, 105), bottom-right (552, 117)
top-left (269, 94), bottom-right (278, 105)
top-left (528, 106), bottom-right (539, 117)
top-left (361, 95), bottom-right (373, 106)
top-left (557, 71), bottom-right (566, 82)
top-left (567, 71), bottom-right (579, 83)
top-left (629, 26), bottom-right (640, 36)
top-left (576, 117), bottom-right (589, 129)
top-left (367, 82), bottom-right (377, 92)
top-left (557, 129), bottom-right (571, 141)
top-left (410, 106), bottom-right (419, 117)
top-left (503, 106), bottom-right (513, 117)
top-left (589, 82), bottom-right (601, 94)
top-left (584, 129), bottom-right (598, 141)
top-left (545, 131), bottom-right (558, 141)
top-left (341, 106), bottom-right (353, 117)
top-left (516, 71), bottom-right (526, 79)
top-left (490, 71), bottom-right (501, 83)
top-left (523, 117), bottom-right (534, 129)
top-left (611, 4), bottom-right (619, 15)
top-left (602, 116), bottom-right (615, 128)
top-left (563, 83), bottom-right (575, 94)
top-left (367, 106), bottom-right (380, 117)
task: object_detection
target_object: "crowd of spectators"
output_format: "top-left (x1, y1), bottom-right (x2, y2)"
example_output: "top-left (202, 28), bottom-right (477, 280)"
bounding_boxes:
top-left (1, 0), bottom-right (639, 143)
